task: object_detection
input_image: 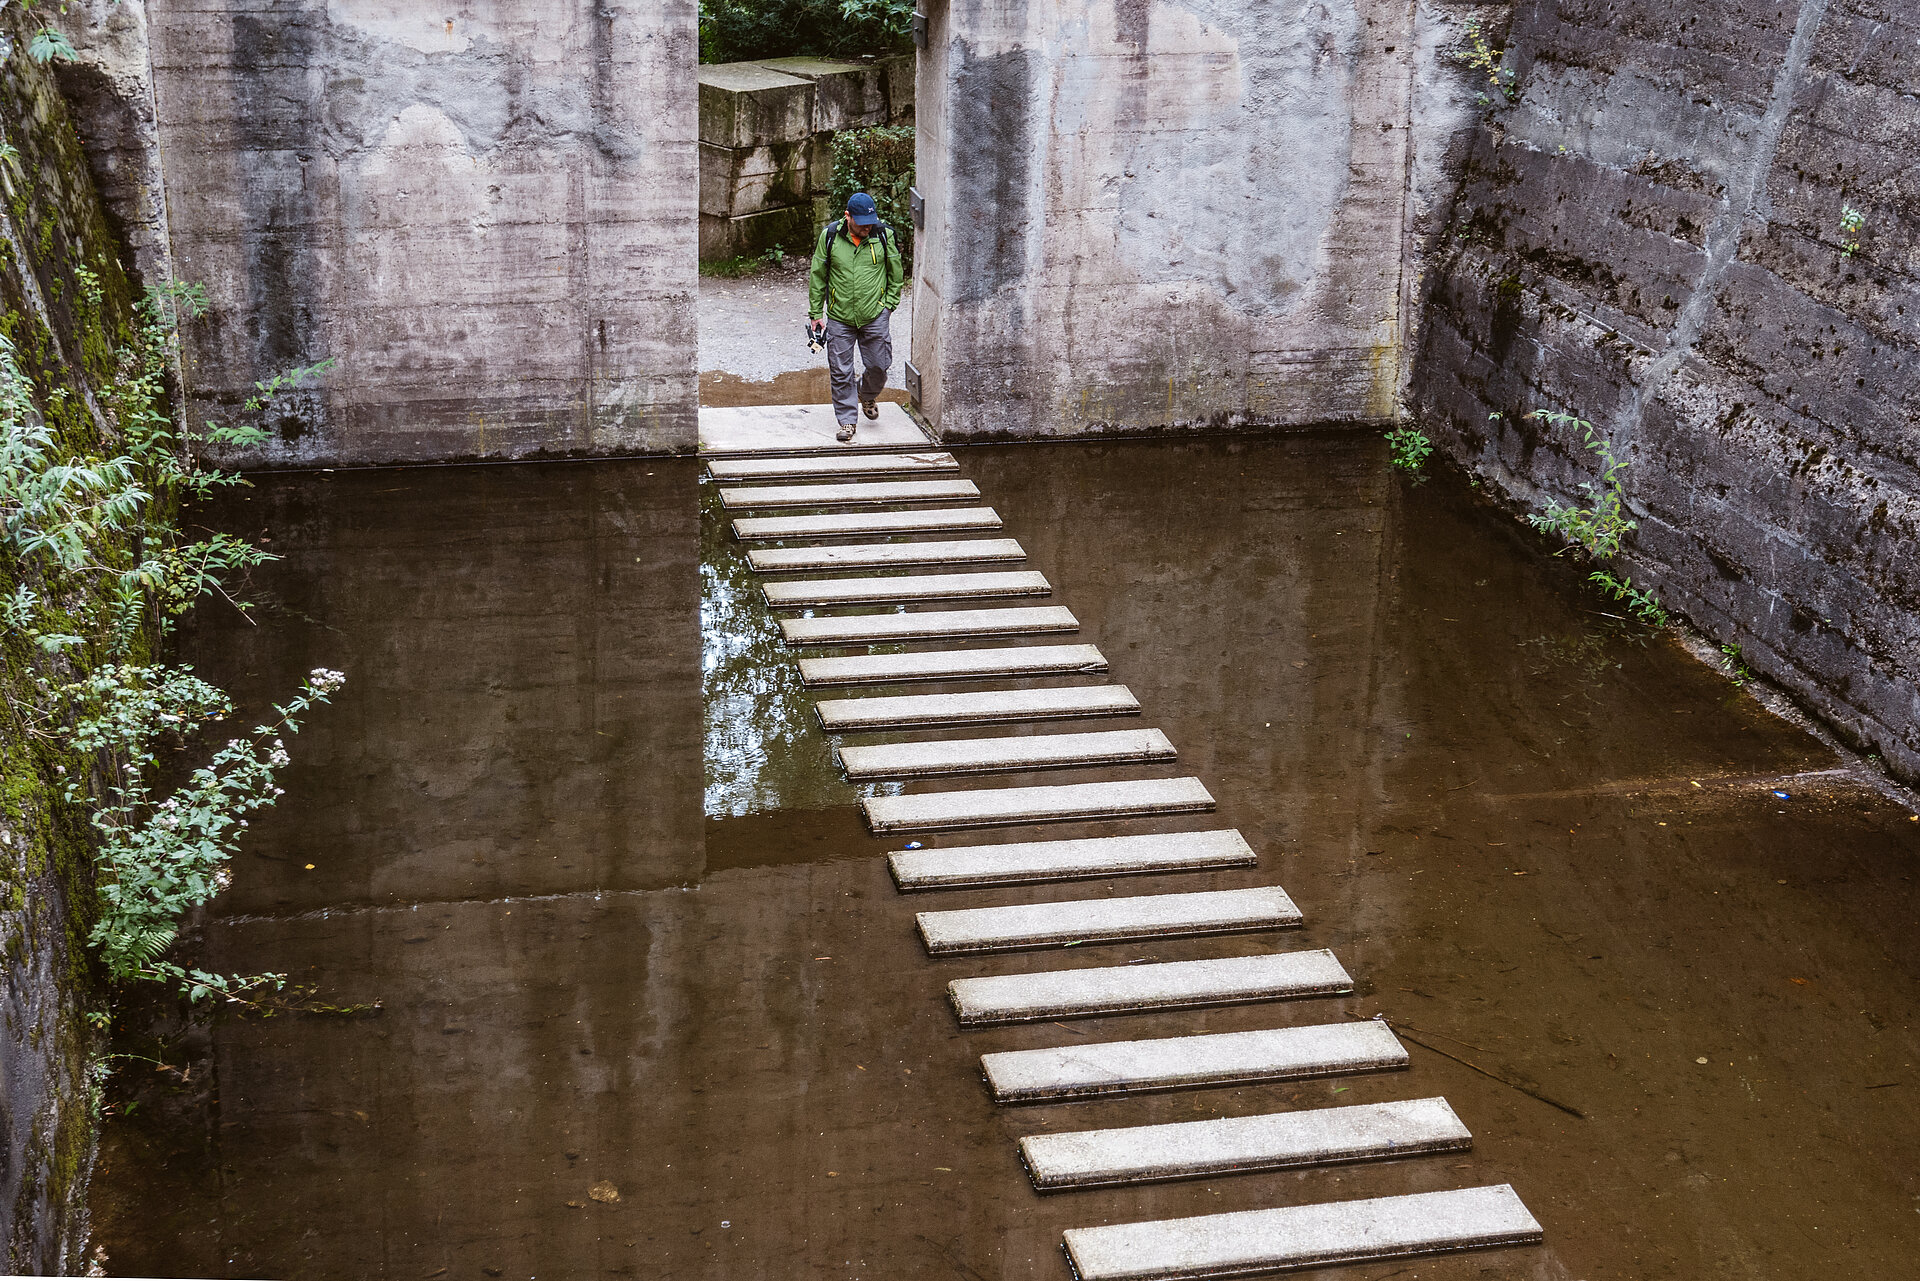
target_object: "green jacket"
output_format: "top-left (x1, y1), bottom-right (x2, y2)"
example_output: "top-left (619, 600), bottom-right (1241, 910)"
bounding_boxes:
top-left (808, 220), bottom-right (905, 326)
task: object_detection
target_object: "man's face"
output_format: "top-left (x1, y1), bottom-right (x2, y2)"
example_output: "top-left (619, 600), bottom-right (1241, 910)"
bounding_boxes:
top-left (847, 209), bottom-right (866, 237)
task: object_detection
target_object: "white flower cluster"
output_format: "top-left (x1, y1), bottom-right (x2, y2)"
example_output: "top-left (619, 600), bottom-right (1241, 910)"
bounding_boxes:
top-left (308, 668), bottom-right (347, 695)
top-left (268, 737), bottom-right (291, 769)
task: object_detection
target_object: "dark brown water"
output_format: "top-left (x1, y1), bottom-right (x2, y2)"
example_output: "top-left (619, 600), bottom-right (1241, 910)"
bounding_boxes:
top-left (94, 435), bottom-right (1920, 1279)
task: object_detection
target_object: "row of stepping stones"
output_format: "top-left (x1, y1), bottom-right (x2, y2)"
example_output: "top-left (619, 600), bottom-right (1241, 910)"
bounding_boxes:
top-left (708, 444), bottom-right (1544, 1280)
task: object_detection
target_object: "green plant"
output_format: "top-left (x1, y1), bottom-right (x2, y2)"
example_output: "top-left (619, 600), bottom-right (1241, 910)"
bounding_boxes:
top-left (1456, 17), bottom-right (1517, 106)
top-left (27, 27), bottom-right (77, 64)
top-left (1523, 409), bottom-right (1672, 630)
top-left (1720, 643), bottom-right (1753, 685)
top-left (1839, 204), bottom-right (1866, 257)
top-left (1385, 424), bottom-right (1433, 477)
top-left (72, 264), bottom-right (104, 310)
top-left (1, 279), bottom-right (345, 1008)
top-left (830, 125), bottom-right (915, 265)
top-left (73, 666), bottom-right (344, 994)
top-left (1525, 410), bottom-right (1636, 560)
top-left (1589, 570), bottom-right (1668, 628)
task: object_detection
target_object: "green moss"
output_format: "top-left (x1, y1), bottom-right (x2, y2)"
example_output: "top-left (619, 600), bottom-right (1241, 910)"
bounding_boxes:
top-left (0, 9), bottom-right (151, 1266)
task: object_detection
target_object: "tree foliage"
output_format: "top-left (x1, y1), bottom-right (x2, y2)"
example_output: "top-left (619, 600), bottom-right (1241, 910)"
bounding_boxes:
top-left (700, 0), bottom-right (911, 64)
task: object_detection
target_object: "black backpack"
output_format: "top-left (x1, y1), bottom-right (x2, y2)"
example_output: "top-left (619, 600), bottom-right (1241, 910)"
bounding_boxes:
top-left (820, 218), bottom-right (891, 259)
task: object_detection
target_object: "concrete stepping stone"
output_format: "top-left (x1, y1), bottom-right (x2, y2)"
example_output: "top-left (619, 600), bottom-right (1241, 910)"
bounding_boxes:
top-left (1020, 1096), bottom-right (1473, 1191)
top-left (890, 829), bottom-right (1257, 890)
top-left (818, 685), bottom-right (1138, 732)
top-left (840, 728), bottom-right (1175, 781)
top-left (748, 538), bottom-right (1026, 574)
top-left (948, 950), bottom-right (1351, 1026)
top-left (781, 606), bottom-right (1077, 647)
top-left (763, 570), bottom-right (1049, 608)
top-left (863, 777), bottom-right (1214, 832)
top-left (918, 886), bottom-right (1299, 955)
top-left (732, 507), bottom-right (1003, 541)
top-left (707, 451), bottom-right (959, 481)
top-left (719, 479), bottom-right (979, 510)
top-left (1060, 1184), bottom-right (1543, 1280)
top-left (799, 644), bottom-right (1106, 687)
top-left (698, 402), bottom-right (931, 456)
top-left (980, 1020), bottom-right (1407, 1104)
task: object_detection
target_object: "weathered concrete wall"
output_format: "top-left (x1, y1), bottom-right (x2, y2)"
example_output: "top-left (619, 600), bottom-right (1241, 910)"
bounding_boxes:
top-left (58, 2), bottom-right (701, 467)
top-left (0, 7), bottom-right (152, 1266)
top-left (1406, 0), bottom-right (1920, 784)
top-left (698, 53), bottom-right (912, 261)
top-left (911, 0), bottom-right (1422, 440)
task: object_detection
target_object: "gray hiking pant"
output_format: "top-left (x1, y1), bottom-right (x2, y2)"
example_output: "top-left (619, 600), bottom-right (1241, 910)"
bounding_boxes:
top-left (826, 309), bottom-right (893, 426)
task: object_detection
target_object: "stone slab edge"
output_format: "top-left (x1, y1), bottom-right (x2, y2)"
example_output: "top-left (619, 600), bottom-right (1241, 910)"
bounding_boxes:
top-left (1060, 1184), bottom-right (1543, 1280)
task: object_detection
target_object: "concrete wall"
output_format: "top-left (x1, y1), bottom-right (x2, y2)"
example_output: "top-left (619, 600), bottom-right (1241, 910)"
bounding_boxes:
top-left (1406, 0), bottom-right (1920, 784)
top-left (911, 0), bottom-right (1423, 440)
top-left (61, 1), bottom-right (700, 467)
top-left (698, 54), bottom-right (912, 261)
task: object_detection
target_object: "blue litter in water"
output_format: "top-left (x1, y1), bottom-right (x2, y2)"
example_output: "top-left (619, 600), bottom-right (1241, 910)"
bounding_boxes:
top-left (1771, 790), bottom-right (1792, 800)
top-left (903, 841), bottom-right (923, 849)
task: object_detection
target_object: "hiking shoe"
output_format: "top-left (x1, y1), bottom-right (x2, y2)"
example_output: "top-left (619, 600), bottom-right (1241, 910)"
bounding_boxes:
top-left (860, 398), bottom-right (879, 420)
top-left (835, 423), bottom-right (856, 442)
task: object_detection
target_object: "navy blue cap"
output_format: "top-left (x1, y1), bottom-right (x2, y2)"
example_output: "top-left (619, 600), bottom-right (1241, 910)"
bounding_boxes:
top-left (846, 192), bottom-right (881, 226)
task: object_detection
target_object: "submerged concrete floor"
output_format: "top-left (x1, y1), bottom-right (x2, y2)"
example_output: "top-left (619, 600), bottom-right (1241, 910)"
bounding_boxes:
top-left (93, 435), bottom-right (1920, 1279)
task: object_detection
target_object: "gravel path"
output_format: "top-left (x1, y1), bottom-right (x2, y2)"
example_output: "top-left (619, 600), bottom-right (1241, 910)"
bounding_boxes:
top-left (698, 257), bottom-right (914, 384)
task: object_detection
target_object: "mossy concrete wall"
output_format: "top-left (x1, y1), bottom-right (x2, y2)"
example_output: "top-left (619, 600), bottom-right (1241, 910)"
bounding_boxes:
top-left (0, 8), bottom-right (150, 1269)
top-left (1407, 0), bottom-right (1920, 784)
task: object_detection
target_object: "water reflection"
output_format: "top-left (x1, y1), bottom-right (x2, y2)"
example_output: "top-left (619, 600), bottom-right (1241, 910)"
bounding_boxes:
top-left (701, 476), bottom-right (901, 817)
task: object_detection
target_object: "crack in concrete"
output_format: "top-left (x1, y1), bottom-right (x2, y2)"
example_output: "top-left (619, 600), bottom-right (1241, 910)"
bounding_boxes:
top-left (1609, 0), bottom-right (1830, 441)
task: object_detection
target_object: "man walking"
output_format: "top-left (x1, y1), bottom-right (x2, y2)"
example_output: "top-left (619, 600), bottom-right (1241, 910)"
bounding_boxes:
top-left (808, 192), bottom-right (905, 442)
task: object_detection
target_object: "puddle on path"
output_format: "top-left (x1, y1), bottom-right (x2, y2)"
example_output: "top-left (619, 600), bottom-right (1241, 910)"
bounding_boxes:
top-left (92, 436), bottom-right (1920, 1279)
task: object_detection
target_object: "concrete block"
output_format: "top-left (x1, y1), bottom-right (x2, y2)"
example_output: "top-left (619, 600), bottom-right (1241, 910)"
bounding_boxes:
top-left (1020, 1097), bottom-right (1472, 1191)
top-left (817, 685), bottom-right (1138, 731)
top-left (698, 140), bottom-right (812, 220)
top-left (719, 479), bottom-right (980, 510)
top-left (751, 56), bottom-right (890, 132)
top-left (750, 539), bottom-right (1026, 574)
top-left (948, 950), bottom-right (1352, 1026)
top-left (763, 570), bottom-right (1049, 608)
top-left (733, 507), bottom-right (1003, 541)
top-left (698, 63), bottom-right (815, 148)
top-left (1060, 1185), bottom-right (1544, 1280)
top-left (700, 203), bottom-right (819, 261)
top-left (919, 886), bottom-right (1298, 955)
top-left (699, 403), bottom-right (933, 456)
top-left (841, 728), bottom-right (1175, 781)
top-left (878, 53), bottom-right (915, 121)
top-left (708, 451), bottom-right (958, 481)
top-left (980, 1021), bottom-right (1408, 1104)
top-left (863, 777), bottom-right (1215, 833)
top-left (889, 829), bottom-right (1254, 890)
top-left (800, 643), bottom-right (1103, 686)
top-left (780, 606), bottom-right (1076, 647)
